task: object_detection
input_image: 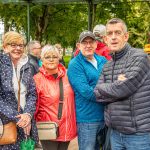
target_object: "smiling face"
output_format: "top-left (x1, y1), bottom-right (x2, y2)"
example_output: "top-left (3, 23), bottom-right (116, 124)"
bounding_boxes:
top-left (3, 31), bottom-right (25, 64)
top-left (78, 37), bottom-right (97, 60)
top-left (42, 49), bottom-right (59, 73)
top-left (4, 42), bottom-right (25, 62)
top-left (105, 22), bottom-right (129, 53)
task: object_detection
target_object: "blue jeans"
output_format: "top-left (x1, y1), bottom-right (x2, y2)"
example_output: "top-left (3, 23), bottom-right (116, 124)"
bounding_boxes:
top-left (111, 129), bottom-right (150, 150)
top-left (77, 122), bottom-right (104, 150)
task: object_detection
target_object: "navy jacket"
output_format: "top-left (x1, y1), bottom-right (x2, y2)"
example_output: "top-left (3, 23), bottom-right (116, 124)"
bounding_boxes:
top-left (0, 53), bottom-right (38, 149)
top-left (94, 43), bottom-right (150, 134)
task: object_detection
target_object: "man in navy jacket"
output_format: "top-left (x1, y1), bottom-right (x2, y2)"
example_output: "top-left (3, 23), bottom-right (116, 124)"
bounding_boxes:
top-left (94, 18), bottom-right (150, 150)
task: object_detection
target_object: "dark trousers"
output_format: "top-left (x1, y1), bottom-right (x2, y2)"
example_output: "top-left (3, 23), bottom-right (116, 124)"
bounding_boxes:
top-left (41, 140), bottom-right (70, 150)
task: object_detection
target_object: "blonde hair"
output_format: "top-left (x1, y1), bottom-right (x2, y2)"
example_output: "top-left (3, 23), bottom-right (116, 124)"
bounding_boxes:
top-left (2, 31), bottom-right (26, 46)
top-left (41, 44), bottom-right (60, 60)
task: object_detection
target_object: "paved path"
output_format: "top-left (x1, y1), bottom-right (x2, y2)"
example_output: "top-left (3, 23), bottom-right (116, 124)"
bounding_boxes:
top-left (68, 137), bottom-right (78, 150)
top-left (35, 137), bottom-right (78, 150)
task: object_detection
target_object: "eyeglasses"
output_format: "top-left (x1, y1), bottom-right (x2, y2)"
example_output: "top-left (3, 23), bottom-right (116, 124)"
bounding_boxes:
top-left (32, 47), bottom-right (41, 50)
top-left (44, 56), bottom-right (59, 60)
top-left (106, 30), bottom-right (125, 37)
top-left (81, 40), bottom-right (96, 46)
top-left (7, 43), bottom-right (25, 49)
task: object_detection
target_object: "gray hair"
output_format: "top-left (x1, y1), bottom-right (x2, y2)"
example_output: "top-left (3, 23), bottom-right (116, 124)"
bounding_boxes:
top-left (106, 18), bottom-right (128, 33)
top-left (27, 40), bottom-right (41, 52)
top-left (41, 44), bottom-right (60, 60)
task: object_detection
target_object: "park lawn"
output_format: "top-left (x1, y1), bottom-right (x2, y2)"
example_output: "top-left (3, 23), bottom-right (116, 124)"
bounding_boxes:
top-left (64, 55), bottom-right (71, 68)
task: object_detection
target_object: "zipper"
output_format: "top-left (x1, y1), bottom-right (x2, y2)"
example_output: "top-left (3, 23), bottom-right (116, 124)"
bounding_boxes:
top-left (111, 53), bottom-right (116, 83)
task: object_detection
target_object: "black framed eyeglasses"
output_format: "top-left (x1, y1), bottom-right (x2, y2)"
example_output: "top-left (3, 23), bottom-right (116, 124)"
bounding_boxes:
top-left (7, 43), bottom-right (25, 49)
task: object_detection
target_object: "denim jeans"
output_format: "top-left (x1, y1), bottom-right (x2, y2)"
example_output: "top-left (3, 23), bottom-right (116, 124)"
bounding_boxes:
top-left (77, 122), bottom-right (104, 150)
top-left (111, 129), bottom-right (150, 150)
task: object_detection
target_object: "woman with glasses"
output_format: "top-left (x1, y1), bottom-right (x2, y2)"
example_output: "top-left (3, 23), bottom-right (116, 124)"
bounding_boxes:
top-left (0, 31), bottom-right (38, 149)
top-left (34, 45), bottom-right (77, 150)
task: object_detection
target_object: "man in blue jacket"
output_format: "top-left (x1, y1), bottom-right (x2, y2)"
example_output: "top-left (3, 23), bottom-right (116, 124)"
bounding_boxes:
top-left (67, 30), bottom-right (107, 150)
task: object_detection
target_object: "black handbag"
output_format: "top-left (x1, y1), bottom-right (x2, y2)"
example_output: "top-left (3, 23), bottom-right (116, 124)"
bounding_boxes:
top-left (97, 125), bottom-right (108, 147)
top-left (97, 125), bottom-right (111, 150)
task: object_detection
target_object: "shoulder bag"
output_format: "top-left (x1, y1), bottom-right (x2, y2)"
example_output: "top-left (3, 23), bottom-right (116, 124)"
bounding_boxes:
top-left (37, 77), bottom-right (64, 140)
top-left (0, 79), bottom-right (21, 145)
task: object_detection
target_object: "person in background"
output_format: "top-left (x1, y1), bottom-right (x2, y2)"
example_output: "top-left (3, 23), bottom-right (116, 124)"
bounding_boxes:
top-left (34, 45), bottom-right (77, 150)
top-left (55, 43), bottom-right (65, 66)
top-left (67, 30), bottom-right (107, 150)
top-left (93, 24), bottom-right (111, 60)
top-left (74, 24), bottom-right (111, 60)
top-left (27, 40), bottom-right (42, 76)
top-left (0, 31), bottom-right (38, 149)
top-left (94, 18), bottom-right (150, 150)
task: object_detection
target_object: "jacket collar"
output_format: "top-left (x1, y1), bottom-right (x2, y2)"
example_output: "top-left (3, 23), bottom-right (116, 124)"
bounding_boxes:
top-left (28, 54), bottom-right (40, 61)
top-left (0, 52), bottom-right (12, 66)
top-left (111, 43), bottom-right (131, 60)
top-left (39, 63), bottom-right (66, 79)
top-left (78, 52), bottom-right (104, 66)
top-left (1, 52), bottom-right (29, 71)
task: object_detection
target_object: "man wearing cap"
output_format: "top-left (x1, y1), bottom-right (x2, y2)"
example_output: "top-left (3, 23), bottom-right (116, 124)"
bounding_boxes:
top-left (93, 24), bottom-right (111, 60)
top-left (67, 30), bottom-right (107, 150)
top-left (73, 25), bottom-right (111, 60)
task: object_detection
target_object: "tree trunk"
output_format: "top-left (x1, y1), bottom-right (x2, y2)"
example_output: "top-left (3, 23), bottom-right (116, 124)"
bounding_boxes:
top-left (35, 5), bottom-right (49, 42)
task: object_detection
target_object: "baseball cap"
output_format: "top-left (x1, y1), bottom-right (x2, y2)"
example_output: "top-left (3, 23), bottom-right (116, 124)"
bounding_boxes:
top-left (93, 24), bottom-right (106, 36)
top-left (79, 30), bottom-right (96, 42)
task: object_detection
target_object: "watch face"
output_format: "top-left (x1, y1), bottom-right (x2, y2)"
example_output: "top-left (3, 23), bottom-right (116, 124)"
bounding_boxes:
top-left (0, 118), bottom-right (3, 138)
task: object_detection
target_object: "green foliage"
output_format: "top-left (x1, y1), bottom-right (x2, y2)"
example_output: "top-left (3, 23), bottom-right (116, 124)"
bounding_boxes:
top-left (0, 1), bottom-right (149, 48)
top-left (95, 1), bottom-right (150, 48)
top-left (64, 55), bottom-right (71, 68)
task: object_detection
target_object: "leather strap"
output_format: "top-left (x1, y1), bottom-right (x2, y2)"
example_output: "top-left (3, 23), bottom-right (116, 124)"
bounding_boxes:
top-left (17, 79), bottom-right (21, 112)
top-left (58, 78), bottom-right (64, 120)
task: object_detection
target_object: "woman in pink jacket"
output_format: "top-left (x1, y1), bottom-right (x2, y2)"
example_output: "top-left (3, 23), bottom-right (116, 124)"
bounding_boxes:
top-left (34, 45), bottom-right (77, 150)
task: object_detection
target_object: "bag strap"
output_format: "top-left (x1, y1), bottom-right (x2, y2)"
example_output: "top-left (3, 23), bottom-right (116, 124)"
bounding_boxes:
top-left (58, 77), bottom-right (64, 120)
top-left (17, 79), bottom-right (21, 112)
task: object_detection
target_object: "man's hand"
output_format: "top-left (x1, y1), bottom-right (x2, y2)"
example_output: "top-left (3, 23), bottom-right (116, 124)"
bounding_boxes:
top-left (118, 74), bottom-right (127, 81)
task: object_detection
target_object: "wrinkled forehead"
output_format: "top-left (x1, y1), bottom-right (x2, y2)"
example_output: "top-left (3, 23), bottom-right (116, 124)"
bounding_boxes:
top-left (106, 23), bottom-right (125, 32)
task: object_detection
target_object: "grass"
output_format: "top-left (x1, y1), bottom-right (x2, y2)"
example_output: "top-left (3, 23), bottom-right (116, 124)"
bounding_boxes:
top-left (64, 55), bottom-right (72, 68)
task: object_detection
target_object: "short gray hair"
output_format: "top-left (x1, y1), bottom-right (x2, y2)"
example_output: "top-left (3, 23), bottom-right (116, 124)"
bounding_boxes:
top-left (27, 40), bottom-right (41, 52)
top-left (106, 18), bottom-right (128, 33)
top-left (41, 44), bottom-right (60, 60)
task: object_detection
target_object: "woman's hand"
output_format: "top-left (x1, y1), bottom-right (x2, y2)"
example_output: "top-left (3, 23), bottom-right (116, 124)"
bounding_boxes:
top-left (23, 123), bottom-right (31, 135)
top-left (16, 113), bottom-right (31, 128)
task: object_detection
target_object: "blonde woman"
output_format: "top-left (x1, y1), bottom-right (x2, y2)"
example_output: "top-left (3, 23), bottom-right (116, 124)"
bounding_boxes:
top-left (34, 45), bottom-right (77, 150)
top-left (0, 31), bottom-right (38, 149)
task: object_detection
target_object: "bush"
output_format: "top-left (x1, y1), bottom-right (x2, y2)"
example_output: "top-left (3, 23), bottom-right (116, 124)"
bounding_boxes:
top-left (64, 55), bottom-right (71, 68)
